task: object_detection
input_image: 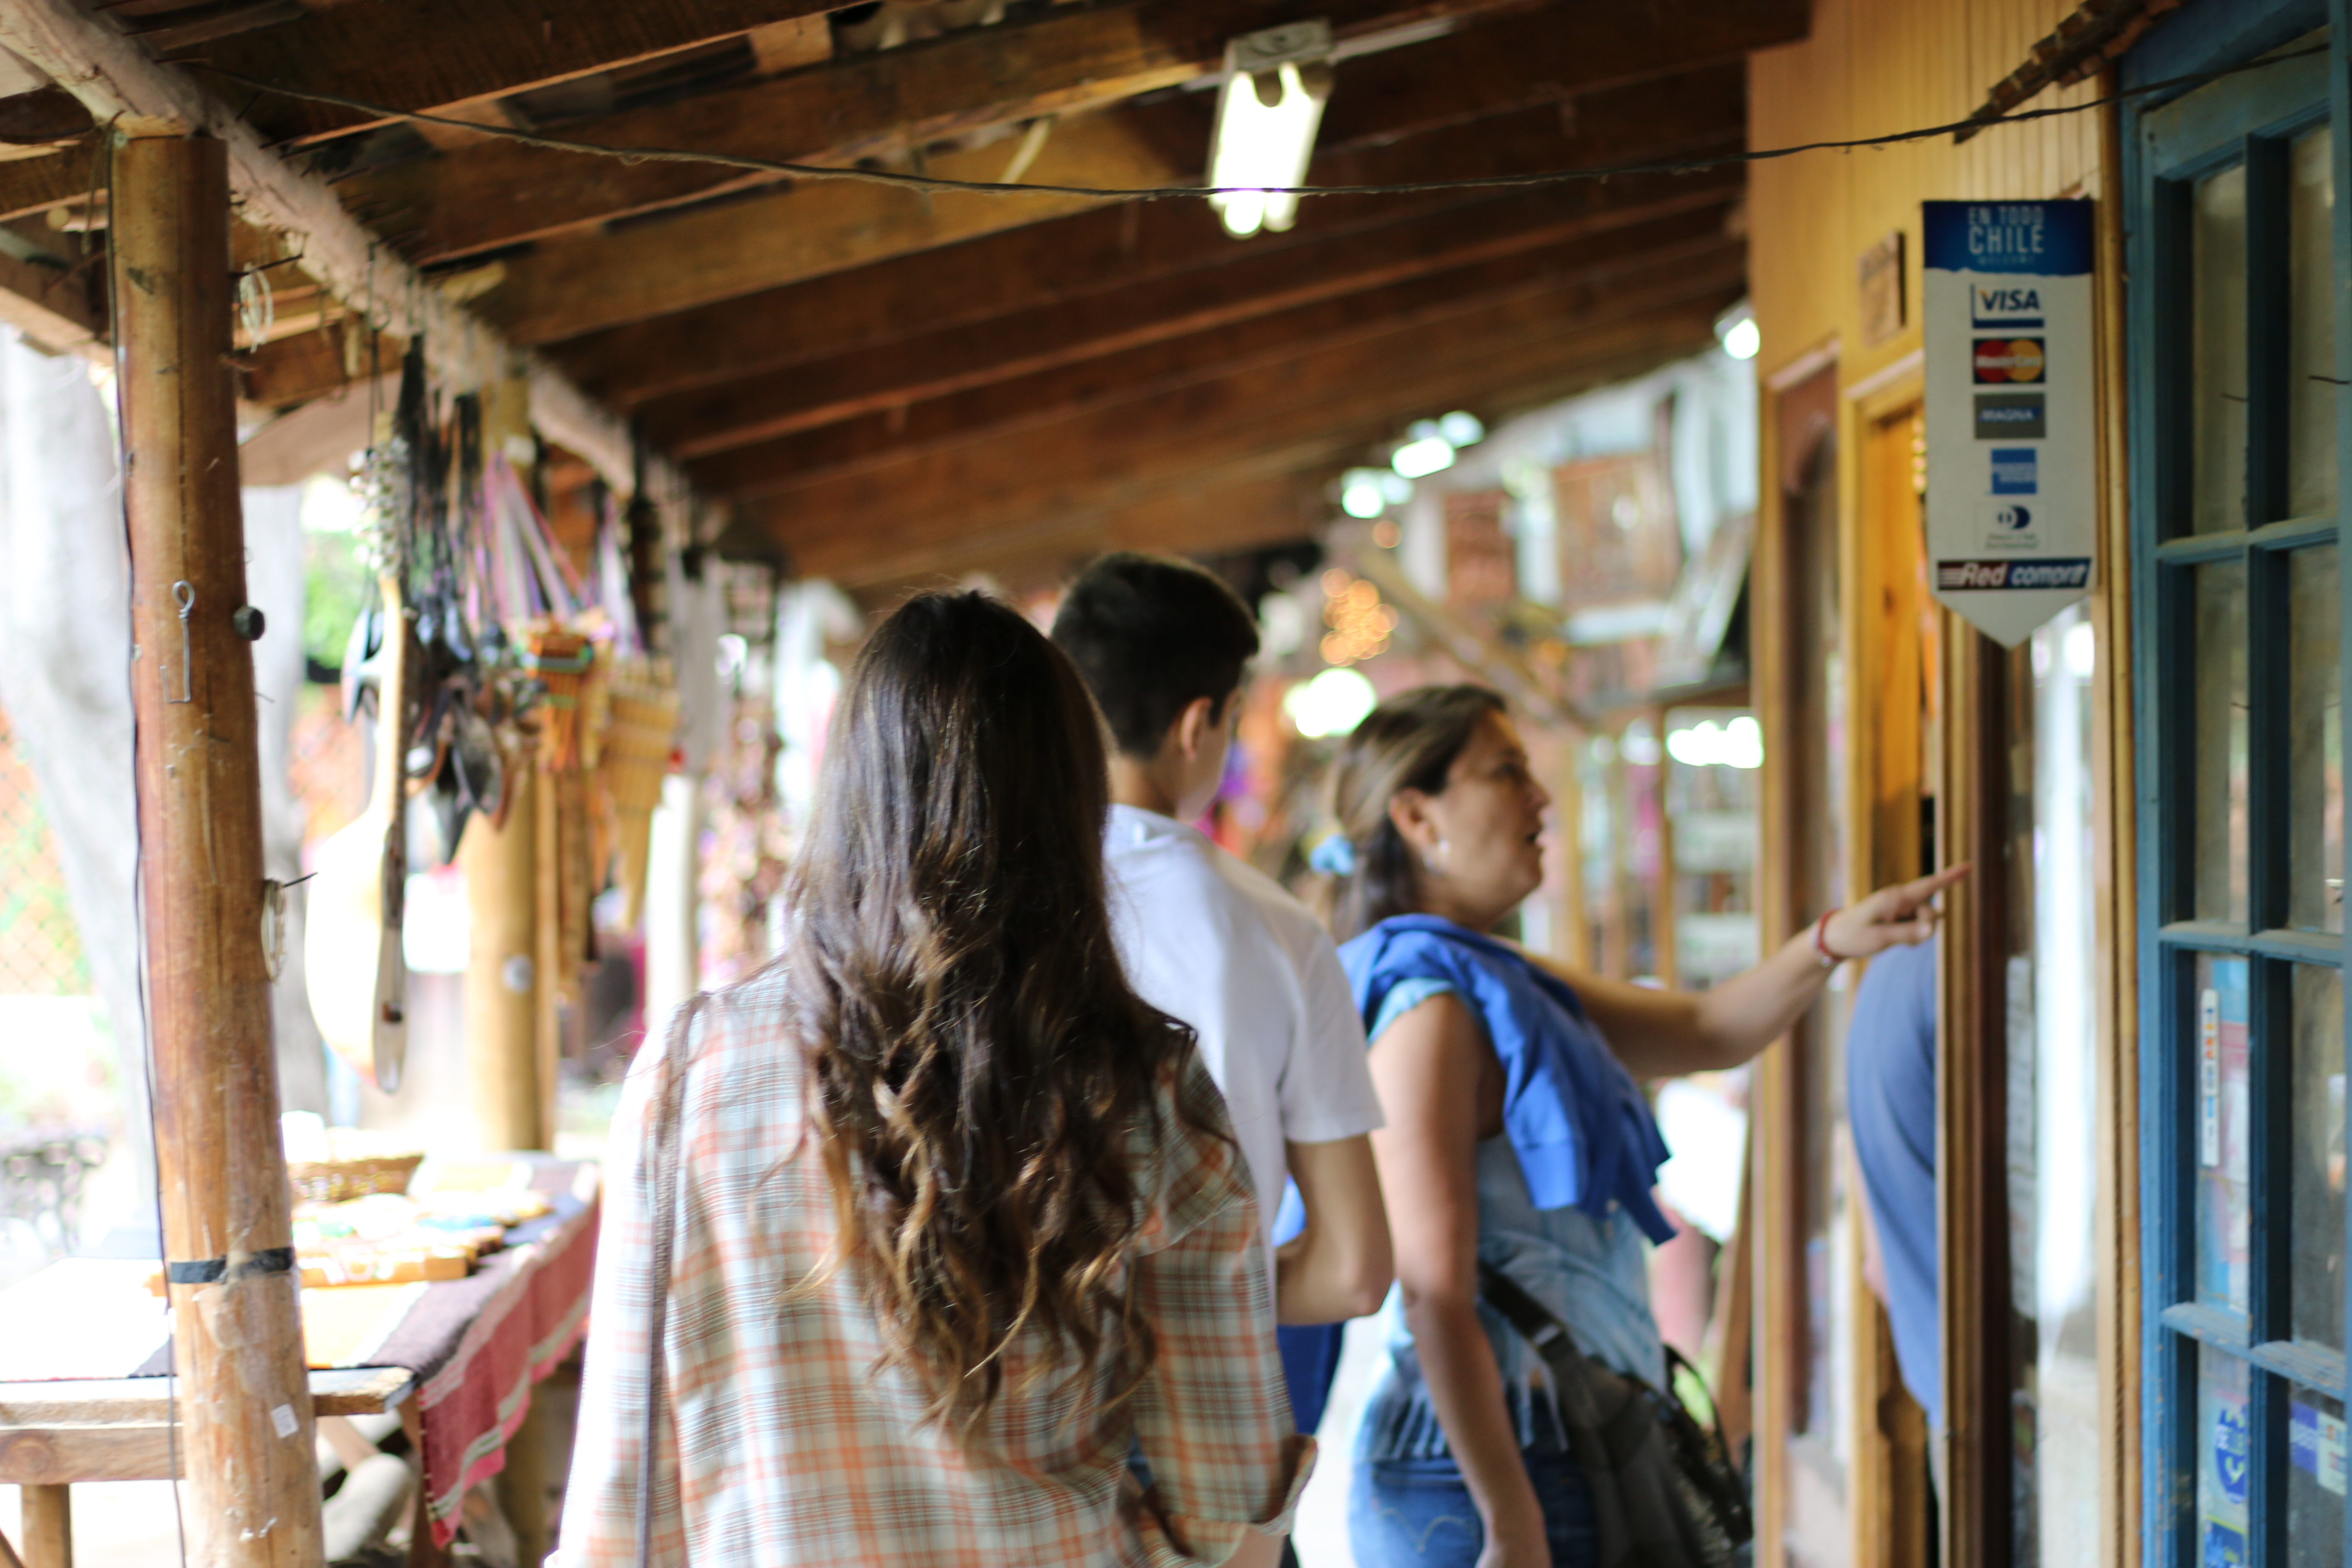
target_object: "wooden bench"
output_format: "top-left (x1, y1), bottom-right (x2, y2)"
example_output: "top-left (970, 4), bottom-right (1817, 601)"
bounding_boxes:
top-left (0, 1366), bottom-right (414, 1567)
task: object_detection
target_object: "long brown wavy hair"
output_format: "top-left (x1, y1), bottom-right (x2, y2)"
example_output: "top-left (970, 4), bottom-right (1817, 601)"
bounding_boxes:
top-left (781, 590), bottom-right (1207, 1433)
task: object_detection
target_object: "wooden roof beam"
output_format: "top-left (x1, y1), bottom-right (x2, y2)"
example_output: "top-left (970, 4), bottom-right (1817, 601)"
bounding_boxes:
top-left (1314, 0), bottom-right (1807, 151)
top-left (197, 0), bottom-right (839, 147)
top-left (743, 293), bottom-right (1733, 573)
top-left (234, 81), bottom-right (1736, 412)
top-left (851, 472), bottom-right (1328, 599)
top-left (667, 197), bottom-right (1746, 469)
top-left (334, 0), bottom-right (1559, 265)
top-left (0, 0), bottom-right (697, 501)
top-left (472, 106), bottom-right (1192, 347)
top-left (693, 236), bottom-right (1742, 509)
top-left (551, 73), bottom-right (1746, 397)
top-left (796, 326), bottom-right (1711, 589)
top-left (0, 0), bottom-right (842, 222)
top-left (701, 250), bottom-right (1743, 502)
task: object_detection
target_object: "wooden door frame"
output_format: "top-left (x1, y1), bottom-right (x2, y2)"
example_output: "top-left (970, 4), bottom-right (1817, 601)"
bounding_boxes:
top-left (1937, 616), bottom-right (2015, 1568)
top-left (1757, 355), bottom-right (1939, 1568)
top-left (1850, 379), bottom-right (1935, 1568)
top-left (1753, 351), bottom-right (1822, 1568)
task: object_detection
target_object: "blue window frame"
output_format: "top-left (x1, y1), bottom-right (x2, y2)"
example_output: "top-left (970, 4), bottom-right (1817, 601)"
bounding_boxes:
top-left (2126, 5), bottom-right (2350, 1568)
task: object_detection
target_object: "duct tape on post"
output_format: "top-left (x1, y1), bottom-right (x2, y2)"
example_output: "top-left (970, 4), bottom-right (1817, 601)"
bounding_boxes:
top-left (1922, 199), bottom-right (2097, 646)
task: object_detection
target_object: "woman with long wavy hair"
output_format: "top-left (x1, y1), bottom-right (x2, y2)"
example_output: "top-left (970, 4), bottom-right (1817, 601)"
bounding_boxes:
top-left (560, 592), bottom-right (1310, 1567)
top-left (1319, 686), bottom-right (1960, 1568)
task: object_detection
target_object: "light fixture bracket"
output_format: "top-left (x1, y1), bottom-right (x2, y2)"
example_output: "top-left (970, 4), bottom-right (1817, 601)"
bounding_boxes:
top-left (1227, 19), bottom-right (1335, 78)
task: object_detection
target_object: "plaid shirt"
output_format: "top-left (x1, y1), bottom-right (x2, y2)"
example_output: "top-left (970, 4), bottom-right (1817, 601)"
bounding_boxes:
top-left (560, 969), bottom-right (1312, 1566)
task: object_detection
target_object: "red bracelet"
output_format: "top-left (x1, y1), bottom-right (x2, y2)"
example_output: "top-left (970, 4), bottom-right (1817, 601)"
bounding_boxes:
top-left (1814, 908), bottom-right (1844, 966)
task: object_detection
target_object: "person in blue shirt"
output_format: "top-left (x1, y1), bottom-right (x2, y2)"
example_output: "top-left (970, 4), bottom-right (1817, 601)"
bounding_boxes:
top-left (1315, 685), bottom-right (1963, 1568)
top-left (1846, 936), bottom-right (1942, 1439)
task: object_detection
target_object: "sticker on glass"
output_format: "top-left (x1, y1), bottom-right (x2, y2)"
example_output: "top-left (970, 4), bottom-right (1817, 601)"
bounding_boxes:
top-left (2200, 987), bottom-right (2221, 1169)
top-left (2292, 1402), bottom-right (2349, 1497)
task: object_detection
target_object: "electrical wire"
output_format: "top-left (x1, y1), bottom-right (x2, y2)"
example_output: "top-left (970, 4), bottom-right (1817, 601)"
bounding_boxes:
top-left (187, 43), bottom-right (2322, 210)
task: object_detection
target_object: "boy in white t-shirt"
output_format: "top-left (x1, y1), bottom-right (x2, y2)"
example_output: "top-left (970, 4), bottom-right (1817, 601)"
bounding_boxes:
top-left (1052, 554), bottom-right (1392, 1346)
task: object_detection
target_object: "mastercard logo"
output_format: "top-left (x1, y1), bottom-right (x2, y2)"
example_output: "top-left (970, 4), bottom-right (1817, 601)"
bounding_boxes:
top-left (1974, 337), bottom-right (2046, 383)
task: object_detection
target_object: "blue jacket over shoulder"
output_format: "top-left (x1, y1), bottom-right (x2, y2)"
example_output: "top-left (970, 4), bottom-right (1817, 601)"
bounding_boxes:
top-left (1338, 914), bottom-right (1676, 1245)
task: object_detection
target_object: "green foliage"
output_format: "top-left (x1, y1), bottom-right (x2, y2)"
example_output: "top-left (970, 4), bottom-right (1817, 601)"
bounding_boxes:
top-left (304, 525), bottom-right (368, 673)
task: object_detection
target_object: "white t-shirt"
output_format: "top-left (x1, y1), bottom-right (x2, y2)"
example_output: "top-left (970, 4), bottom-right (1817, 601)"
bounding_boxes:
top-left (1103, 803), bottom-right (1385, 1240)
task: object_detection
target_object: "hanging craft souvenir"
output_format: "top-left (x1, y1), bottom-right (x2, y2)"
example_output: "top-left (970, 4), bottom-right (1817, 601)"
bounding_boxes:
top-left (306, 342), bottom-right (430, 1092)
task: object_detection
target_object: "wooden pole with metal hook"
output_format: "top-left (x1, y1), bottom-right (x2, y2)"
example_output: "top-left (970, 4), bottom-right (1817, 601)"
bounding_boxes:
top-left (116, 132), bottom-right (326, 1567)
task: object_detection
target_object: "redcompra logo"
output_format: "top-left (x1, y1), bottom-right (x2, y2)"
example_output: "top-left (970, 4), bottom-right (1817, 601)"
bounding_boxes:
top-left (1936, 559), bottom-right (2092, 589)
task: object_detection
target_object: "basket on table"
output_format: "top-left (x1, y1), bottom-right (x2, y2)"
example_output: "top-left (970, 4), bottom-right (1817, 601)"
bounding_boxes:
top-left (286, 1131), bottom-right (426, 1204)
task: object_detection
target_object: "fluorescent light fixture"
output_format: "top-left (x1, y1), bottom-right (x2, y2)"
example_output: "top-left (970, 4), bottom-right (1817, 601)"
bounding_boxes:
top-left (1714, 302), bottom-right (1759, 361)
top-left (1665, 715), bottom-right (1765, 769)
top-left (1562, 600), bottom-right (1673, 644)
top-left (1391, 435), bottom-right (1455, 479)
top-left (1377, 471), bottom-right (1414, 505)
top-left (1209, 23), bottom-right (1334, 240)
top-left (1284, 666), bottom-right (1378, 738)
top-left (1438, 410), bottom-right (1486, 447)
top-left (1340, 470), bottom-right (1386, 518)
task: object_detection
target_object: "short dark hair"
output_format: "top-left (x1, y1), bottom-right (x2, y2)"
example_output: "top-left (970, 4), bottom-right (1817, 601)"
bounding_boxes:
top-left (1050, 552), bottom-right (1261, 757)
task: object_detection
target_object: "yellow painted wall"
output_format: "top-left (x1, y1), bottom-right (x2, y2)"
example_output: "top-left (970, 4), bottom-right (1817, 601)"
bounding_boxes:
top-left (1748, 0), bottom-right (2106, 391)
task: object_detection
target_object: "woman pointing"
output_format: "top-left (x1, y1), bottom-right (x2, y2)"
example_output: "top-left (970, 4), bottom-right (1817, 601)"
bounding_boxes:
top-left (1319, 685), bottom-right (1962, 1568)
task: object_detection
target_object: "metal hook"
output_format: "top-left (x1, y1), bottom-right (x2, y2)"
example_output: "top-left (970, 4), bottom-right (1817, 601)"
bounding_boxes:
top-left (167, 580), bottom-right (194, 704)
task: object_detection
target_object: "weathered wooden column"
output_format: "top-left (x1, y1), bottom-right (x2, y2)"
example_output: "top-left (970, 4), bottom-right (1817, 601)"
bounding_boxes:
top-left (463, 378), bottom-right (548, 1153)
top-left (116, 134), bottom-right (325, 1567)
top-left (462, 767), bottom-right (541, 1149)
top-left (460, 382), bottom-right (553, 1564)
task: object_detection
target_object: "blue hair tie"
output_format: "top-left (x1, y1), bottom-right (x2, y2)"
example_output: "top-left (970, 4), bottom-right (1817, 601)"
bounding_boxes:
top-left (1308, 833), bottom-right (1357, 877)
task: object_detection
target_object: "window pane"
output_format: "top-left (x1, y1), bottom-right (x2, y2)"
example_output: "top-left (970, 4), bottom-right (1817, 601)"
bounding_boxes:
top-left (2290, 126), bottom-right (2340, 520)
top-left (2194, 162), bottom-right (2251, 534)
top-left (2293, 964), bottom-right (2347, 1349)
top-left (2288, 1383), bottom-right (2348, 1568)
top-left (2197, 562), bottom-right (2251, 923)
top-left (2290, 545), bottom-right (2344, 933)
top-left (2198, 955), bottom-right (2252, 1313)
top-left (2198, 1344), bottom-right (2254, 1568)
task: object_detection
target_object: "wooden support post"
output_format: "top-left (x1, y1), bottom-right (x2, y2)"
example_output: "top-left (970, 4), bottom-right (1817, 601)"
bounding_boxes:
top-left (1647, 704), bottom-right (1679, 990)
top-left (1555, 735), bottom-right (1590, 968)
top-left (463, 378), bottom-right (552, 1154)
top-left (115, 133), bottom-right (325, 1566)
top-left (18, 1486), bottom-right (67, 1568)
top-left (462, 766), bottom-right (541, 1150)
top-left (534, 763), bottom-right (563, 1137)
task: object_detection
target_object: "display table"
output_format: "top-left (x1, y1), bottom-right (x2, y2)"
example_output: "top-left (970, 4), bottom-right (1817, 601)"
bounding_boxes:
top-left (0, 1154), bottom-right (599, 1564)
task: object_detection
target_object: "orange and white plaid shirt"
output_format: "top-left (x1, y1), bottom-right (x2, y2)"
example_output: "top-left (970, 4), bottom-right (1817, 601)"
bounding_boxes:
top-left (559, 968), bottom-right (1313, 1567)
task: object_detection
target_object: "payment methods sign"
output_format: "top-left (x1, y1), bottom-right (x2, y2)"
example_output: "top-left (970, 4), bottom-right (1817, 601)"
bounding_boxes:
top-left (1923, 200), bottom-right (2096, 645)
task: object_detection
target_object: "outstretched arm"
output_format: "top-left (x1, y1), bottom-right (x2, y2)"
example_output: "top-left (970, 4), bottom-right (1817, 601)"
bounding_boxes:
top-left (1530, 866), bottom-right (1969, 1080)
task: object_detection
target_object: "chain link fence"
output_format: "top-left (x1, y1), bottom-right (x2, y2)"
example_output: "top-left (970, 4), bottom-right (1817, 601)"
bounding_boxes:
top-left (0, 704), bottom-right (91, 997)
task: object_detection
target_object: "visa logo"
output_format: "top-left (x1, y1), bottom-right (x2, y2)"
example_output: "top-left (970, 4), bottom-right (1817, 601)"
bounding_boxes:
top-left (1973, 284), bottom-right (2044, 328)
